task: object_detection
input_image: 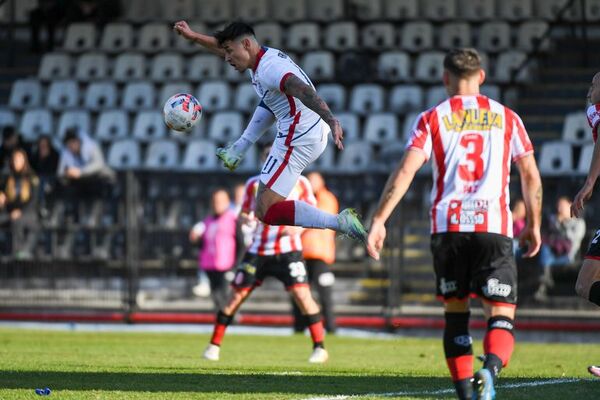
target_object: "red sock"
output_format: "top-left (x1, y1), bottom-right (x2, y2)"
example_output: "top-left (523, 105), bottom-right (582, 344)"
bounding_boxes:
top-left (263, 201), bottom-right (295, 225)
top-left (446, 355), bottom-right (474, 381)
top-left (308, 321), bottom-right (325, 347)
top-left (483, 328), bottom-right (514, 367)
top-left (210, 323), bottom-right (227, 346)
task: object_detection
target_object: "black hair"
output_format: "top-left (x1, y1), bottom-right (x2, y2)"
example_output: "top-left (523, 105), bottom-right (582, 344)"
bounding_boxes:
top-left (214, 21), bottom-right (255, 46)
top-left (2, 126), bottom-right (16, 140)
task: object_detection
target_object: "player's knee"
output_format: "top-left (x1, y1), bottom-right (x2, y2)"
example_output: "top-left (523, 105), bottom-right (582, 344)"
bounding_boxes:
top-left (291, 286), bottom-right (311, 303)
top-left (575, 276), bottom-right (589, 299)
top-left (444, 299), bottom-right (469, 313)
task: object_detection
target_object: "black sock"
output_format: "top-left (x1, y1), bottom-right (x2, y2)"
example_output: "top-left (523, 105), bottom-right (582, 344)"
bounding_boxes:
top-left (589, 281), bottom-right (600, 306)
top-left (483, 353), bottom-right (503, 383)
top-left (453, 378), bottom-right (473, 400)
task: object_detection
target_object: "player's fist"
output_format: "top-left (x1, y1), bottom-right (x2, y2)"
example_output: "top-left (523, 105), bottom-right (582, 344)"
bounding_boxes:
top-left (367, 220), bottom-right (386, 260)
top-left (216, 146), bottom-right (242, 172)
top-left (519, 224), bottom-right (541, 258)
top-left (572, 181), bottom-right (594, 218)
top-left (173, 20), bottom-right (193, 39)
top-left (330, 119), bottom-right (344, 150)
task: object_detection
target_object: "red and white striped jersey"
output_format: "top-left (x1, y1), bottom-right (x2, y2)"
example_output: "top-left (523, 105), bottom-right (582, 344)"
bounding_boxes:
top-left (587, 103), bottom-right (600, 142)
top-left (406, 94), bottom-right (534, 237)
top-left (242, 175), bottom-right (317, 256)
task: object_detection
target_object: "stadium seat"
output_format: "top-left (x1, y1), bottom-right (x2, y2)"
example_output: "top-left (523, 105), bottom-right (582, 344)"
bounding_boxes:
top-left (197, 81), bottom-right (231, 112)
top-left (224, 63), bottom-right (247, 83)
top-left (235, 0), bottom-right (268, 22)
top-left (234, 83), bottom-right (260, 112)
top-left (100, 22), bottom-right (133, 53)
top-left (377, 141), bottom-right (406, 172)
top-left (578, 143), bottom-right (595, 174)
top-left (457, 0), bottom-right (495, 20)
top-left (159, 83), bottom-right (194, 105)
top-left (324, 22), bottom-right (358, 51)
top-left (194, 0), bottom-right (232, 22)
top-left (480, 84), bottom-right (501, 101)
top-left (384, 0), bottom-right (418, 19)
top-left (336, 112), bottom-right (361, 142)
top-left (287, 23), bottom-right (320, 52)
top-left (316, 84), bottom-right (346, 112)
top-left (122, 82), bottom-right (156, 111)
top-left (84, 82), bottom-right (118, 111)
top-left (236, 147), bottom-right (258, 172)
top-left (498, 0), bottom-right (533, 21)
top-left (9, 79), bottom-right (42, 110)
top-left (133, 111), bottom-right (167, 141)
top-left (308, 143), bottom-right (335, 171)
top-left (181, 139), bottom-right (218, 171)
top-left (350, 84), bottom-right (385, 115)
top-left (125, 0), bottom-right (160, 22)
top-left (425, 86), bottom-right (447, 108)
top-left (57, 110), bottom-right (91, 138)
top-left (75, 53), bottom-right (109, 81)
top-left (414, 52), bottom-right (445, 83)
top-left (364, 113), bottom-right (399, 144)
top-left (585, 0), bottom-right (600, 21)
top-left (145, 140), bottom-right (180, 169)
top-left (349, 0), bottom-right (382, 20)
top-left (46, 80), bottom-right (79, 110)
top-left (439, 22), bottom-right (471, 50)
top-left (175, 22), bottom-right (208, 53)
top-left (2, 0), bottom-right (35, 23)
top-left (493, 51), bottom-right (528, 83)
top-left (19, 109), bottom-right (53, 141)
top-left (337, 141), bottom-right (373, 172)
top-left (336, 53), bottom-right (373, 85)
top-left (0, 108), bottom-right (16, 131)
top-left (150, 53), bottom-right (184, 82)
top-left (38, 53), bottom-right (72, 81)
top-left (421, 0), bottom-right (457, 21)
top-left (208, 111), bottom-right (244, 144)
top-left (517, 21), bottom-right (550, 52)
top-left (389, 85), bottom-right (423, 113)
top-left (272, 0), bottom-right (306, 22)
top-left (63, 23), bottom-right (96, 53)
top-left (361, 23), bottom-right (395, 50)
top-left (159, 0), bottom-right (195, 20)
top-left (401, 22), bottom-right (434, 52)
top-left (402, 111), bottom-right (421, 141)
top-left (188, 54), bottom-right (222, 82)
top-left (138, 23), bottom-right (170, 53)
top-left (113, 53), bottom-right (146, 82)
top-left (377, 51), bottom-right (410, 82)
top-left (533, 0), bottom-right (570, 20)
top-left (562, 111), bottom-right (591, 144)
top-left (307, 0), bottom-right (344, 21)
top-left (254, 23), bottom-right (284, 48)
top-left (538, 141), bottom-right (573, 175)
top-left (478, 22), bottom-right (511, 52)
top-left (95, 110), bottom-right (129, 141)
top-left (108, 139), bottom-right (141, 169)
top-left (301, 52), bottom-right (335, 81)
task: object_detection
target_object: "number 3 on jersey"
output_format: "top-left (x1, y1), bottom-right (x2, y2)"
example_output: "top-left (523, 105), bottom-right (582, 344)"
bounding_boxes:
top-left (458, 133), bottom-right (485, 182)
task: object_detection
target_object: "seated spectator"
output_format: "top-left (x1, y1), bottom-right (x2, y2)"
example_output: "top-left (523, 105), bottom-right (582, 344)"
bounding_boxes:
top-left (29, 0), bottom-right (67, 52)
top-left (0, 149), bottom-right (39, 257)
top-left (30, 135), bottom-right (59, 210)
top-left (0, 127), bottom-right (29, 173)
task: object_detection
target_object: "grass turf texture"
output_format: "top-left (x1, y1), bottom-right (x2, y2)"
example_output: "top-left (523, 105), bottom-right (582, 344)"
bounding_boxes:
top-left (0, 328), bottom-right (598, 399)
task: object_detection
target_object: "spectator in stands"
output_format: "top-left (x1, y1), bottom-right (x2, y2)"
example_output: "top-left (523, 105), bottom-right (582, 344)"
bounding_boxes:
top-left (535, 196), bottom-right (586, 299)
top-left (189, 189), bottom-right (238, 311)
top-left (29, 0), bottom-right (66, 52)
top-left (0, 149), bottom-right (39, 257)
top-left (30, 135), bottom-right (59, 210)
top-left (0, 127), bottom-right (29, 173)
top-left (292, 172), bottom-right (339, 334)
top-left (512, 199), bottom-right (526, 255)
top-left (231, 182), bottom-right (254, 264)
top-left (65, 0), bottom-right (122, 27)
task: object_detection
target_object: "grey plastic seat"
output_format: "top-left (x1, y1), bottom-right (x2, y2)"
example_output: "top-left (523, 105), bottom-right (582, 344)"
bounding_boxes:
top-left (287, 23), bottom-right (320, 52)
top-left (9, 79), bottom-right (42, 110)
top-left (75, 53), bottom-right (109, 81)
top-left (63, 23), bottom-right (96, 53)
top-left (316, 84), bottom-right (346, 112)
top-left (96, 110), bottom-right (129, 141)
top-left (414, 52), bottom-right (445, 83)
top-left (57, 110), bottom-right (91, 139)
top-left (39, 53), bottom-right (72, 81)
top-left (234, 83), bottom-right (260, 112)
top-left (254, 23), bottom-right (283, 48)
top-left (480, 85), bottom-right (501, 101)
top-left (122, 82), bottom-right (156, 111)
top-left (337, 141), bottom-right (373, 173)
top-left (84, 82), bottom-right (118, 111)
top-left (378, 51), bottom-right (410, 82)
top-left (272, 0), bottom-right (306, 22)
top-left (108, 139), bottom-right (141, 170)
top-left (125, 0), bottom-right (160, 22)
top-left (150, 53), bottom-right (184, 82)
top-left (138, 23), bottom-right (170, 53)
top-left (235, 0), bottom-right (268, 22)
top-left (478, 22), bottom-right (511, 52)
top-left (402, 111), bottom-right (421, 142)
top-left (145, 139), bottom-right (180, 169)
top-left (224, 62), bottom-right (246, 83)
top-left (384, 0), bottom-right (418, 19)
top-left (100, 22), bottom-right (133, 53)
top-left (336, 112), bottom-right (360, 142)
top-left (195, 0), bottom-right (232, 22)
top-left (425, 86), bottom-right (447, 108)
top-left (538, 141), bottom-right (573, 176)
top-left (533, 0), bottom-right (570, 20)
top-left (160, 0), bottom-right (195, 20)
top-left (401, 22), bottom-right (433, 52)
top-left (301, 52), bottom-right (335, 81)
top-left (181, 139), bottom-right (218, 171)
top-left (389, 85), bottom-right (423, 113)
top-left (324, 22), bottom-right (358, 51)
top-left (159, 83), bottom-right (194, 106)
top-left (189, 54), bottom-right (222, 82)
top-left (46, 80), bottom-right (79, 110)
top-left (113, 53), bottom-right (146, 82)
top-left (422, 0), bottom-right (457, 21)
top-left (0, 108), bottom-right (16, 131)
top-left (498, 0), bottom-right (532, 21)
top-left (133, 111), bottom-right (167, 141)
top-left (562, 111), bottom-right (591, 144)
top-left (517, 21), bottom-right (550, 52)
top-left (175, 22), bottom-right (208, 53)
top-left (197, 81), bottom-right (231, 112)
top-left (208, 111), bottom-right (243, 144)
top-left (350, 84), bottom-right (385, 115)
top-left (19, 109), bottom-right (53, 141)
top-left (350, 0), bottom-right (382, 20)
top-left (457, 0), bottom-right (495, 20)
top-left (578, 143), bottom-right (595, 174)
top-left (585, 0), bottom-right (600, 21)
top-left (493, 51), bottom-right (528, 83)
top-left (307, 143), bottom-right (335, 171)
top-left (307, 0), bottom-right (344, 21)
top-left (361, 23), bottom-right (395, 50)
top-left (439, 22), bottom-right (471, 50)
top-left (364, 113), bottom-right (398, 144)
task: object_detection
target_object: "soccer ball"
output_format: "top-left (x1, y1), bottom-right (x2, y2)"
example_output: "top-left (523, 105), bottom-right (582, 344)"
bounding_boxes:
top-left (163, 93), bottom-right (202, 133)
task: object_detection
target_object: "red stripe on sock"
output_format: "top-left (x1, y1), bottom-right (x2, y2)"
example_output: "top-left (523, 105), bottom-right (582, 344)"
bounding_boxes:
top-left (446, 355), bottom-right (474, 381)
top-left (263, 200), bottom-right (296, 225)
top-left (210, 323), bottom-right (227, 346)
top-left (308, 320), bottom-right (325, 344)
top-left (483, 328), bottom-right (514, 367)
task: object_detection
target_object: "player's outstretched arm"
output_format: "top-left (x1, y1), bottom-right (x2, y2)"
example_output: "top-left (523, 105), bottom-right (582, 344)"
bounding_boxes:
top-left (367, 149), bottom-right (426, 260)
top-left (515, 154), bottom-right (542, 257)
top-left (282, 75), bottom-right (344, 150)
top-left (173, 20), bottom-right (225, 58)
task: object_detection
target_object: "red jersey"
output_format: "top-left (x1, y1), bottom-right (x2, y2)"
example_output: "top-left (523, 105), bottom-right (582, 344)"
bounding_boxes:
top-left (406, 94), bottom-right (534, 237)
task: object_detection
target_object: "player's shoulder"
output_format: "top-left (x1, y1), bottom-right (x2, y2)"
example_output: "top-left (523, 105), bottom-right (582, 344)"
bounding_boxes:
top-left (261, 47), bottom-right (293, 66)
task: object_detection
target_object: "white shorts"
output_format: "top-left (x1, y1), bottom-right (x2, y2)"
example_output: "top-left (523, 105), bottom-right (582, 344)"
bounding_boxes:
top-left (260, 122), bottom-right (329, 197)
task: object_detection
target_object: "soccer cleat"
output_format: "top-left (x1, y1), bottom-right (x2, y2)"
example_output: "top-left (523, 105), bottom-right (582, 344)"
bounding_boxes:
top-left (216, 145), bottom-right (243, 172)
top-left (202, 343), bottom-right (220, 361)
top-left (337, 208), bottom-right (368, 244)
top-left (472, 368), bottom-right (496, 400)
top-left (308, 347), bottom-right (329, 363)
top-left (588, 365), bottom-right (600, 377)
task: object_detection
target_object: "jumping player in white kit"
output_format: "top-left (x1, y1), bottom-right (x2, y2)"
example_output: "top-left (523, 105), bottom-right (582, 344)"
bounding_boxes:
top-left (174, 21), bottom-right (368, 245)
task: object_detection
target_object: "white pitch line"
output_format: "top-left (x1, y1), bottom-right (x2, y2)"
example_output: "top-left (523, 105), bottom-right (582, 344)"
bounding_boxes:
top-left (302, 378), bottom-right (581, 400)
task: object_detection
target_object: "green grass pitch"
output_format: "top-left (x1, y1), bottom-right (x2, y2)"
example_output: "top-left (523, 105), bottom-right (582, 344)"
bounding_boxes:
top-left (0, 327), bottom-right (598, 399)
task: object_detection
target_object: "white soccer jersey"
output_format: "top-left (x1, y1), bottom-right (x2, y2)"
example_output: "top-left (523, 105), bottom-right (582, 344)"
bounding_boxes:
top-left (242, 174), bottom-right (317, 256)
top-left (250, 46), bottom-right (324, 146)
top-left (406, 95), bottom-right (534, 237)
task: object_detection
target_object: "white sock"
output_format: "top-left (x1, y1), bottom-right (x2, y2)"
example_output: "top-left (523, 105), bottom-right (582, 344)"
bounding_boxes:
top-left (294, 200), bottom-right (339, 230)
